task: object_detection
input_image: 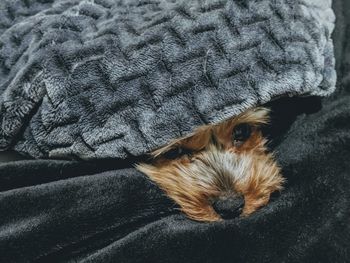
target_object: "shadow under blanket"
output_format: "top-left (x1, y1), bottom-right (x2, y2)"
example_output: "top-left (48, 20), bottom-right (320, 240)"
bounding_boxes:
top-left (1, 0), bottom-right (350, 262)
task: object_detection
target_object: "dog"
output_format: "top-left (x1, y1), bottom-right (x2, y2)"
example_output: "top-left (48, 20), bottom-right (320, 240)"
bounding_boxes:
top-left (136, 107), bottom-right (285, 222)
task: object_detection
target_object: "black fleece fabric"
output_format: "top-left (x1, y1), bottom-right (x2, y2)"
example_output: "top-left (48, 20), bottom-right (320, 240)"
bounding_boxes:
top-left (0, 0), bottom-right (350, 262)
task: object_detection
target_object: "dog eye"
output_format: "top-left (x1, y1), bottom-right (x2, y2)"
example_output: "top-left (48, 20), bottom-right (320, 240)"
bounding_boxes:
top-left (163, 147), bottom-right (193, 159)
top-left (232, 123), bottom-right (252, 146)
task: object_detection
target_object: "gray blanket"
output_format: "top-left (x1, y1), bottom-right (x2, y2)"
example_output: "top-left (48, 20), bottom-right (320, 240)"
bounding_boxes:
top-left (0, 0), bottom-right (336, 159)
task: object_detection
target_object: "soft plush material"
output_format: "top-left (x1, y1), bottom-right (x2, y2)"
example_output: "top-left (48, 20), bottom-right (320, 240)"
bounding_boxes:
top-left (0, 0), bottom-right (336, 159)
top-left (1, 0), bottom-right (349, 262)
top-left (1, 94), bottom-right (350, 263)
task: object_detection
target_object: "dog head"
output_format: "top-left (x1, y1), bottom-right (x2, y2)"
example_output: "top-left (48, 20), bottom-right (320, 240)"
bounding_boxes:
top-left (137, 108), bottom-right (284, 221)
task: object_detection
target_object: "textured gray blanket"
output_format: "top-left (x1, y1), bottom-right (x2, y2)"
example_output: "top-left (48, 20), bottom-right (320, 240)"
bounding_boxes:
top-left (0, 0), bottom-right (336, 159)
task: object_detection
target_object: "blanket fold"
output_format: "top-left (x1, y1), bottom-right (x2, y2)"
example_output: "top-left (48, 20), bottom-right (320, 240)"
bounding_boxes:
top-left (1, 93), bottom-right (350, 262)
top-left (0, 0), bottom-right (336, 159)
top-left (0, 0), bottom-right (349, 262)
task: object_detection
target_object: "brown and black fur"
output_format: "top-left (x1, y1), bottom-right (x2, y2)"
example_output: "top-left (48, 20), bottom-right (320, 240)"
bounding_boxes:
top-left (137, 108), bottom-right (285, 222)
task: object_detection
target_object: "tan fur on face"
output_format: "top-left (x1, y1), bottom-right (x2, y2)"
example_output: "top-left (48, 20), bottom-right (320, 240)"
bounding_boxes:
top-left (137, 108), bottom-right (285, 222)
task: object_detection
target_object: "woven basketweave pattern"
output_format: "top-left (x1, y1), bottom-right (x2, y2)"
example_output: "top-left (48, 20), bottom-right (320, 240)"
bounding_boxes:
top-left (0, 0), bottom-right (336, 159)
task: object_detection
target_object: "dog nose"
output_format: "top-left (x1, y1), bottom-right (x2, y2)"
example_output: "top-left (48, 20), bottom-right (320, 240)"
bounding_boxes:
top-left (212, 195), bottom-right (245, 219)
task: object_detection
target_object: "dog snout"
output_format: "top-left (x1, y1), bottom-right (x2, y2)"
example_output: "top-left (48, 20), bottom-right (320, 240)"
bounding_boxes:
top-left (212, 195), bottom-right (245, 219)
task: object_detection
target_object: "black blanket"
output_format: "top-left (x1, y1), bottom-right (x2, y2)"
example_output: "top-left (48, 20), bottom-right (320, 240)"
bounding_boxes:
top-left (1, 0), bottom-right (350, 262)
